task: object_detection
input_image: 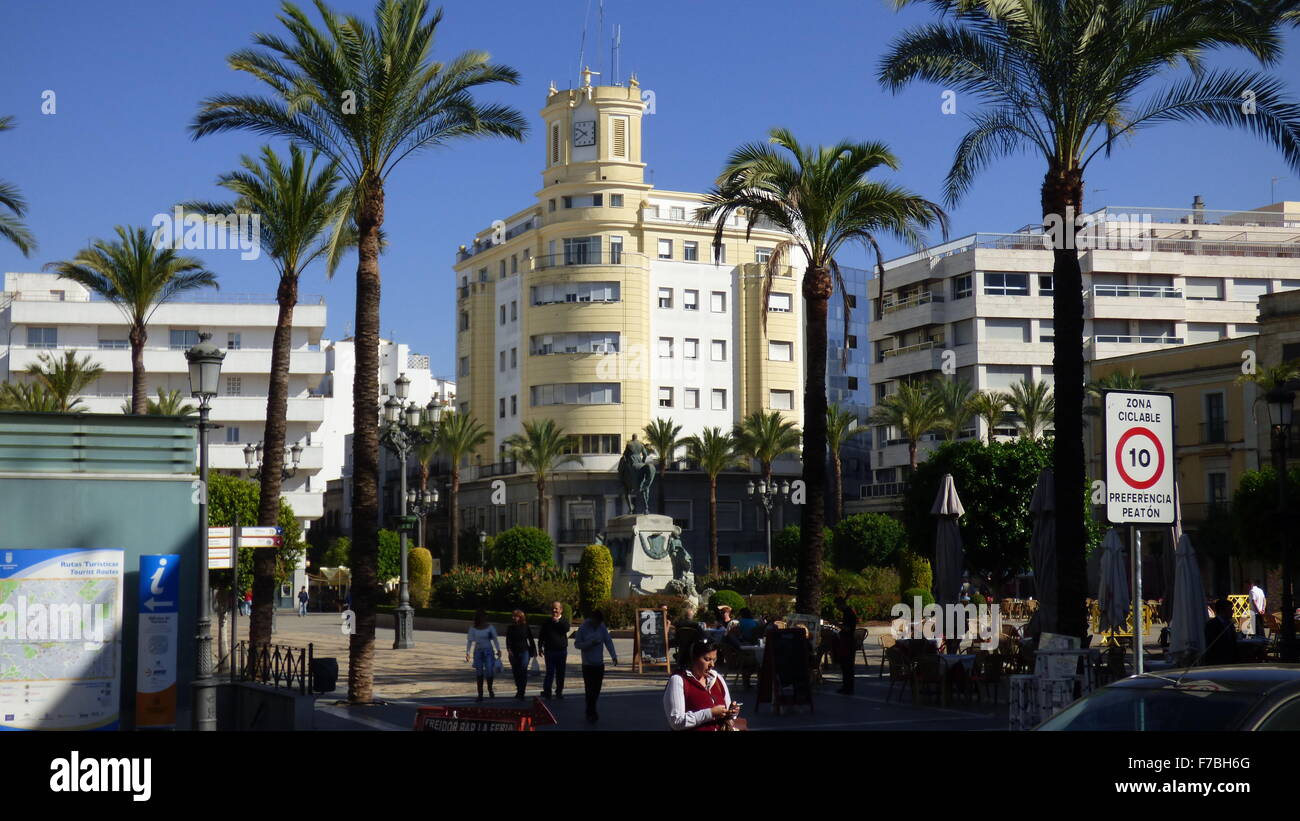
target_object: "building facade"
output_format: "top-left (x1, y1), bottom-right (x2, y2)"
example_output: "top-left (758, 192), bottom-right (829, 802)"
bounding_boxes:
top-left (451, 75), bottom-right (809, 570)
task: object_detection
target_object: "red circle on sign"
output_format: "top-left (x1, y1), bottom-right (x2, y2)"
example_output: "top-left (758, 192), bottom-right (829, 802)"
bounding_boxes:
top-left (1114, 427), bottom-right (1165, 490)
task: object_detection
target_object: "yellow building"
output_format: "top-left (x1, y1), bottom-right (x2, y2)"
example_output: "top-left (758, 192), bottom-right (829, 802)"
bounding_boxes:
top-left (451, 74), bottom-right (805, 567)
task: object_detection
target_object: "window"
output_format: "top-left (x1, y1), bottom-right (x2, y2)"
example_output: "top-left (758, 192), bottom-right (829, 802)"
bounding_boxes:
top-left (500, 305), bottom-right (506, 325)
top-left (658, 239), bottom-right (673, 259)
top-left (711, 389), bottom-right (727, 410)
top-left (847, 294), bottom-right (857, 309)
top-left (98, 338), bottom-right (127, 349)
top-left (659, 387), bottom-right (674, 408)
top-left (169, 329), bottom-right (199, 350)
top-left (610, 236), bottom-right (623, 264)
top-left (649, 205), bottom-right (661, 218)
top-left (511, 395), bottom-right (517, 416)
top-left (225, 426), bottom-right (241, 443)
top-left (769, 389), bottom-right (793, 410)
top-left (683, 290), bottom-right (699, 310)
top-left (670, 206), bottom-right (686, 221)
top-left (510, 348), bottom-right (517, 369)
top-left (1039, 319), bottom-right (1054, 343)
top-left (1232, 278), bottom-right (1270, 302)
top-left (1038, 275), bottom-right (1054, 296)
top-left (658, 288), bottom-right (673, 308)
top-left (530, 383), bottom-right (621, 406)
top-left (479, 268), bottom-right (488, 283)
top-left (531, 332), bottom-right (619, 355)
top-left (985, 318), bottom-right (1031, 343)
top-left (952, 318), bottom-right (975, 346)
top-left (225, 376), bottom-right (242, 396)
top-left (1204, 392), bottom-right (1226, 443)
top-left (712, 243), bottom-right (726, 264)
top-left (658, 337), bottom-right (674, 358)
top-left (591, 194), bottom-right (603, 207)
top-left (227, 333), bottom-right (241, 350)
top-left (711, 340), bottom-right (727, 361)
top-left (499, 397), bottom-right (506, 419)
top-left (684, 339), bottom-right (699, 359)
top-left (499, 351), bottom-right (506, 372)
top-left (756, 247), bottom-right (772, 263)
top-left (768, 292), bottom-right (792, 312)
top-left (716, 500), bottom-right (741, 531)
top-left (563, 196), bottom-right (572, 209)
top-left (531, 281), bottom-right (620, 304)
top-left (610, 194), bottom-right (624, 208)
top-left (499, 260), bottom-right (507, 279)
top-left (984, 273), bottom-right (1029, 296)
top-left (952, 274), bottom-right (973, 300)
top-left (711, 292), bottom-right (727, 313)
top-left (26, 327), bottom-right (57, 349)
top-left (768, 341), bottom-right (793, 361)
top-left (563, 236), bottom-right (601, 265)
top-left (1185, 277), bottom-right (1223, 300)
top-left (511, 255), bottom-right (518, 274)
top-left (684, 388), bottom-right (699, 409)
top-left (847, 335), bottom-right (858, 349)
top-left (459, 356), bottom-right (469, 377)
top-left (684, 241), bottom-right (698, 261)
top-left (1207, 471), bottom-right (1228, 505)
top-left (611, 117), bottom-right (628, 158)
top-left (548, 199), bottom-right (556, 212)
top-left (459, 312), bottom-right (469, 331)
top-left (1187, 323), bottom-right (1227, 344)
top-left (847, 376), bottom-right (859, 391)
top-left (665, 500), bottom-right (692, 531)
top-left (510, 300), bottom-right (517, 321)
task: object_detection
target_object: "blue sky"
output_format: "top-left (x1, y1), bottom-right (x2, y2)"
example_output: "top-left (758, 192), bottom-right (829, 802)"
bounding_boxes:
top-left (3, 0), bottom-right (1300, 377)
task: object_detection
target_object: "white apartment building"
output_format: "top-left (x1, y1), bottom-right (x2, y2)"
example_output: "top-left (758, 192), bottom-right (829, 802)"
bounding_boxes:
top-left (1, 271), bottom-right (329, 522)
top-left (865, 200), bottom-right (1300, 493)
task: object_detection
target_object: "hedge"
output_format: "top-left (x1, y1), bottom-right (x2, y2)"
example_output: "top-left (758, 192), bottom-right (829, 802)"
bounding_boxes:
top-left (697, 567), bottom-right (796, 596)
top-left (832, 513), bottom-right (907, 570)
top-left (491, 526), bottom-right (555, 569)
top-left (578, 544), bottom-right (614, 614)
top-left (772, 524), bottom-right (835, 569)
top-left (409, 547), bottom-right (433, 608)
top-left (432, 565), bottom-right (579, 613)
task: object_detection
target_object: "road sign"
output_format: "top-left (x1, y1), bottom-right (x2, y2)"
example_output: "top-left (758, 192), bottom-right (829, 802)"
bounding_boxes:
top-left (208, 546), bottom-right (232, 569)
top-left (1104, 389), bottom-right (1175, 524)
top-left (237, 536), bottom-right (283, 547)
top-left (240, 526), bottom-right (281, 537)
top-left (208, 527), bottom-right (232, 538)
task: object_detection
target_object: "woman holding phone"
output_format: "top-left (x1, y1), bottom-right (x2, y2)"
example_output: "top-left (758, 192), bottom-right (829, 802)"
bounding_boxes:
top-left (663, 637), bottom-right (742, 731)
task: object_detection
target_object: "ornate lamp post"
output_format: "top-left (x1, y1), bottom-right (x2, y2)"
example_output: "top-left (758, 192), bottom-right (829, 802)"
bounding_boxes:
top-left (1266, 384), bottom-right (1296, 662)
top-left (244, 441), bottom-right (303, 479)
top-left (747, 479), bottom-right (790, 567)
top-left (406, 486), bottom-right (440, 553)
top-left (379, 374), bottom-right (443, 649)
top-left (479, 530), bottom-right (487, 567)
top-left (185, 332), bottom-right (224, 731)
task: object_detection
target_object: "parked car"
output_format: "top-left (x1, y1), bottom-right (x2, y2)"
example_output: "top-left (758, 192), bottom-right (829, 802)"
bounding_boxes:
top-left (1035, 666), bottom-right (1300, 731)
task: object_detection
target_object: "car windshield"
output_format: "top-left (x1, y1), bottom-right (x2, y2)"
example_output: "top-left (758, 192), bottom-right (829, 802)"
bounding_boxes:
top-left (1038, 685), bottom-right (1262, 731)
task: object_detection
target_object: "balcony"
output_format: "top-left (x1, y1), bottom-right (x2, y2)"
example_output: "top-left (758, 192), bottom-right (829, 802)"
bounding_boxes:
top-left (1092, 285), bottom-right (1183, 299)
top-left (1093, 335), bottom-right (1184, 345)
top-left (1199, 420), bottom-right (1228, 444)
top-left (861, 482), bottom-right (910, 498)
top-left (6, 345), bottom-right (325, 376)
top-left (874, 340), bottom-right (946, 380)
top-left (531, 251), bottom-right (646, 272)
top-left (875, 291), bottom-right (947, 336)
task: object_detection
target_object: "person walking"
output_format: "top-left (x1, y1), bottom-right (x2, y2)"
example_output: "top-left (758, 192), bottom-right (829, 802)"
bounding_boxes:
top-left (465, 609), bottom-right (502, 701)
top-left (506, 609), bottom-right (537, 700)
top-left (1249, 580), bottom-right (1267, 636)
top-left (835, 595), bottom-right (859, 695)
top-left (242, 590), bottom-right (253, 616)
top-left (663, 637), bottom-right (742, 731)
top-left (297, 586), bottom-right (309, 616)
top-left (537, 601), bottom-right (570, 700)
top-left (574, 609), bottom-right (618, 723)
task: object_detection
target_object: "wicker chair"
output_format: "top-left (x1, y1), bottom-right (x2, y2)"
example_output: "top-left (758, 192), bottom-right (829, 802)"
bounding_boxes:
top-left (884, 646), bottom-right (914, 702)
top-left (876, 634), bottom-right (897, 677)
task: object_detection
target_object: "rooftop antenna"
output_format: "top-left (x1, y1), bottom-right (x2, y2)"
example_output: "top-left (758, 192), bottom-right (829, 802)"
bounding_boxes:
top-left (576, 0), bottom-right (592, 88)
top-left (598, 0), bottom-right (604, 79)
top-left (612, 23), bottom-right (622, 85)
top-left (1272, 176), bottom-right (1289, 203)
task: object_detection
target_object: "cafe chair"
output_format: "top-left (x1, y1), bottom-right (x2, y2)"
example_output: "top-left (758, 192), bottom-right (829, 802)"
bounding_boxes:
top-left (914, 655), bottom-right (943, 705)
top-left (884, 646), bottom-right (914, 702)
top-left (875, 633), bottom-right (896, 676)
top-left (970, 652), bottom-right (1002, 705)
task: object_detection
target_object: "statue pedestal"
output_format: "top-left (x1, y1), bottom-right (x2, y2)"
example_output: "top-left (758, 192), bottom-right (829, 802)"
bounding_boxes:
top-left (605, 514), bottom-right (678, 598)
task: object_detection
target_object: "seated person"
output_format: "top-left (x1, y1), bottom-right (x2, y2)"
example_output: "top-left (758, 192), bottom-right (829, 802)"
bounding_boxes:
top-left (1203, 599), bottom-right (1238, 666)
top-left (736, 608), bottom-right (761, 644)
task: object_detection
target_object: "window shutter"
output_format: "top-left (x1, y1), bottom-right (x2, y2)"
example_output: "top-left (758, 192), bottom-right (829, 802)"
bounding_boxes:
top-left (612, 117), bottom-right (627, 158)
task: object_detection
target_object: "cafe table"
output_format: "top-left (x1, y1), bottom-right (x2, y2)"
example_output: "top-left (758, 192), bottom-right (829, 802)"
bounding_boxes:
top-left (937, 654), bottom-right (977, 707)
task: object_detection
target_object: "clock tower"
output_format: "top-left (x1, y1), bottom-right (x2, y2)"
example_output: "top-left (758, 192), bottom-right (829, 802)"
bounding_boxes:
top-left (539, 71), bottom-right (648, 193)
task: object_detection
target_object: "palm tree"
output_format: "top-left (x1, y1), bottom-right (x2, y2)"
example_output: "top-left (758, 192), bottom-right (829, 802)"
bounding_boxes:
top-left (968, 390), bottom-right (1011, 445)
top-left (826, 403), bottom-right (868, 524)
top-left (434, 411), bottom-right (488, 568)
top-left (120, 388), bottom-right (198, 416)
top-left (0, 382), bottom-right (61, 412)
top-left (503, 419), bottom-right (583, 539)
top-left (733, 409), bottom-right (802, 486)
top-left (0, 116), bottom-right (35, 256)
top-left (697, 127), bottom-right (945, 614)
top-left (46, 227), bottom-right (217, 414)
top-left (881, 0), bottom-right (1300, 640)
top-left (1086, 369), bottom-right (1151, 411)
top-left (1007, 378), bottom-right (1056, 440)
top-left (642, 417), bottom-right (684, 515)
top-left (931, 377), bottom-right (976, 442)
top-left (869, 381), bottom-right (944, 470)
top-left (686, 427), bottom-right (745, 575)
top-left (23, 351), bottom-right (103, 412)
top-left (183, 143), bottom-right (353, 651)
top-left (192, 0), bottom-right (526, 703)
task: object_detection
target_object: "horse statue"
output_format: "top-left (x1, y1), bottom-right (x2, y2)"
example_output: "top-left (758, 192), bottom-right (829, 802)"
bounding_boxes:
top-left (617, 434), bottom-right (656, 515)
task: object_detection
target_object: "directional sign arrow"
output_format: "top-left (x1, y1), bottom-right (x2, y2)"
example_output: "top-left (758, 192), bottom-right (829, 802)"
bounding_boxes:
top-left (143, 597), bottom-right (175, 611)
top-left (240, 526), bottom-right (282, 537)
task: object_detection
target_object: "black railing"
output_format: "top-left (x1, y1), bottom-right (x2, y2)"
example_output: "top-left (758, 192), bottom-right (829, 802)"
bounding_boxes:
top-left (1200, 420), bottom-right (1227, 444)
top-left (237, 641), bottom-right (313, 694)
top-left (862, 482), bottom-right (910, 498)
top-left (477, 460), bottom-right (517, 478)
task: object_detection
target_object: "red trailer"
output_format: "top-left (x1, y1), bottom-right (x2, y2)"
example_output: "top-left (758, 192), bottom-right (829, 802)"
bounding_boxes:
top-left (413, 697), bottom-right (558, 731)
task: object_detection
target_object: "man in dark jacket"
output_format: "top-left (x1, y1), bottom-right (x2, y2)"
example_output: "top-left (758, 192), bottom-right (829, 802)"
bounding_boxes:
top-left (537, 601), bottom-right (570, 699)
top-left (835, 595), bottom-right (859, 695)
top-left (1203, 599), bottom-right (1238, 666)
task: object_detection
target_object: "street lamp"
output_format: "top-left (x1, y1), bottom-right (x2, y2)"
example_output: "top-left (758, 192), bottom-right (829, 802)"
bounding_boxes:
top-left (185, 332), bottom-right (224, 731)
top-left (1266, 384), bottom-right (1297, 662)
top-left (479, 530), bottom-right (487, 567)
top-left (406, 486), bottom-right (440, 552)
top-left (378, 375), bottom-right (444, 649)
top-left (747, 478), bottom-right (790, 567)
top-left (243, 441), bottom-right (303, 480)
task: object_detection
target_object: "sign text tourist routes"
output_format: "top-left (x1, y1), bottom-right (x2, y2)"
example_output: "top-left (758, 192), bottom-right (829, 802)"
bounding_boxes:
top-left (1103, 389), bottom-right (1175, 524)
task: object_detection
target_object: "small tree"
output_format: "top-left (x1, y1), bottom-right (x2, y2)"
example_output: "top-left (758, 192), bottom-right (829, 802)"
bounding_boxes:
top-left (833, 513), bottom-right (908, 570)
top-left (377, 529), bottom-right (401, 582)
top-left (773, 524), bottom-right (835, 569)
top-left (578, 544), bottom-right (614, 614)
top-left (491, 526), bottom-right (556, 569)
top-left (409, 547), bottom-right (433, 608)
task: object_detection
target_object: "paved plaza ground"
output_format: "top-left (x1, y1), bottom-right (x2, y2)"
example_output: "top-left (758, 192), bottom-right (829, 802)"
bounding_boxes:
top-left (271, 612), bottom-right (1012, 731)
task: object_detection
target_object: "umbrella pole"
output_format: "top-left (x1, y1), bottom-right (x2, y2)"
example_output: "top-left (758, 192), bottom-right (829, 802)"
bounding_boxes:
top-left (1131, 525), bottom-right (1144, 676)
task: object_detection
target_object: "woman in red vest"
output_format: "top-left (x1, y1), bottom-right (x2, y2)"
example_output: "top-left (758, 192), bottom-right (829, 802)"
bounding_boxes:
top-left (663, 637), bottom-right (741, 731)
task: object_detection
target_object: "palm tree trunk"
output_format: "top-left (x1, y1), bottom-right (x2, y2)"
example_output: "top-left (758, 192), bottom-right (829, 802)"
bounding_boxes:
top-left (797, 266), bottom-right (832, 615)
top-left (909, 442), bottom-right (918, 471)
top-left (129, 326), bottom-right (147, 415)
top-left (833, 451), bottom-right (843, 525)
top-left (250, 275), bottom-right (297, 652)
top-left (1043, 165), bottom-right (1086, 640)
top-left (347, 182), bottom-right (384, 704)
top-left (450, 465), bottom-right (461, 568)
top-left (537, 474), bottom-right (547, 535)
top-left (709, 476), bottom-right (719, 576)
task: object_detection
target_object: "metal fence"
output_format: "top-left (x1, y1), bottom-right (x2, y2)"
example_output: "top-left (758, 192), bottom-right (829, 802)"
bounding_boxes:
top-left (237, 641), bottom-right (313, 694)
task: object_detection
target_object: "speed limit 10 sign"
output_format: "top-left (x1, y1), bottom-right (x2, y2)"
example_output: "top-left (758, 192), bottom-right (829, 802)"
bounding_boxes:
top-left (1104, 389), bottom-right (1175, 524)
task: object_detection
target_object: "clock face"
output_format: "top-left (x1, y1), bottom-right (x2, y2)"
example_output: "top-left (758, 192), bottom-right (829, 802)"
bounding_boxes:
top-left (573, 120), bottom-right (596, 147)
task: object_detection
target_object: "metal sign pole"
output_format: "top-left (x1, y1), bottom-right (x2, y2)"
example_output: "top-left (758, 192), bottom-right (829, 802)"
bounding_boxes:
top-left (1132, 525), bottom-right (1144, 677)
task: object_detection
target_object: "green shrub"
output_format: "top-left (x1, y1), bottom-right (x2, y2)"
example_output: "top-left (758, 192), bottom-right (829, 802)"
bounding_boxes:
top-left (901, 587), bottom-right (936, 608)
top-left (697, 566), bottom-right (796, 596)
top-left (459, 528), bottom-right (495, 567)
top-left (745, 594), bottom-right (795, 622)
top-left (432, 565), bottom-right (578, 612)
top-left (832, 513), bottom-right (906, 570)
top-left (377, 529), bottom-right (401, 581)
top-left (490, 526), bottom-right (555, 569)
top-left (708, 590), bottom-right (746, 618)
top-left (517, 574), bottom-right (579, 616)
top-left (322, 536), bottom-right (350, 568)
top-left (772, 524), bottom-right (835, 569)
top-left (594, 598), bottom-right (633, 630)
top-left (897, 549), bottom-right (933, 593)
top-left (578, 544), bottom-right (614, 614)
top-left (818, 566), bottom-right (902, 621)
top-left (409, 547), bottom-right (433, 608)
